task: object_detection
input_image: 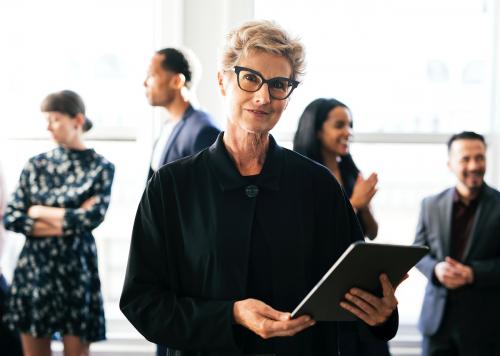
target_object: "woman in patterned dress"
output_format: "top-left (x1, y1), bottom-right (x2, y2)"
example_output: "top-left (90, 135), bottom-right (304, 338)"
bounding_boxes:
top-left (2, 90), bottom-right (114, 356)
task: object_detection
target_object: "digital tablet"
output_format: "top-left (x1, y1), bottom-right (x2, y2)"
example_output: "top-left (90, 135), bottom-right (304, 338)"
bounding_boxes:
top-left (291, 241), bottom-right (429, 321)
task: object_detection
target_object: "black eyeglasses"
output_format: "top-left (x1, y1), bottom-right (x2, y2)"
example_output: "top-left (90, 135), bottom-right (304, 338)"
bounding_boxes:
top-left (233, 66), bottom-right (299, 100)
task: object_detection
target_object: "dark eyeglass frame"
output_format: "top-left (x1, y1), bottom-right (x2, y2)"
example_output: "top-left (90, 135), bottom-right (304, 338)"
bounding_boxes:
top-left (233, 65), bottom-right (300, 100)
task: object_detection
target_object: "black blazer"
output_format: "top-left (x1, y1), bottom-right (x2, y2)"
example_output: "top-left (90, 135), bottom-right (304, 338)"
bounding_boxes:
top-left (148, 105), bottom-right (220, 180)
top-left (121, 133), bottom-right (398, 356)
top-left (414, 184), bottom-right (500, 337)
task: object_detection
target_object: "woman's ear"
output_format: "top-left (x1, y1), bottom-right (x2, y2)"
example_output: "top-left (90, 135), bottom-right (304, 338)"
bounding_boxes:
top-left (74, 113), bottom-right (85, 129)
top-left (217, 71), bottom-right (226, 97)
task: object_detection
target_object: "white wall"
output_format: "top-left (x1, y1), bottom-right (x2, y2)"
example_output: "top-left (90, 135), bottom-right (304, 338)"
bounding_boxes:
top-left (152, 0), bottom-right (255, 126)
top-left (491, 0), bottom-right (500, 188)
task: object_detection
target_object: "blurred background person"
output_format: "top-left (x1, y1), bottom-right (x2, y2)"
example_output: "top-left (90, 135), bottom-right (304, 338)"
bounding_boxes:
top-left (0, 160), bottom-right (23, 355)
top-left (145, 47), bottom-right (220, 182)
top-left (293, 97), bottom-right (389, 356)
top-left (413, 131), bottom-right (500, 356)
top-left (2, 90), bottom-right (115, 356)
top-left (144, 46), bottom-right (220, 356)
top-left (294, 98), bottom-right (378, 239)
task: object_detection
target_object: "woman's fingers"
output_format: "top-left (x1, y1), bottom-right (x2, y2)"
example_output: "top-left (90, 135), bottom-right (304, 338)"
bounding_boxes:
top-left (262, 315), bottom-right (315, 338)
top-left (340, 274), bottom-right (398, 326)
top-left (234, 299), bottom-right (315, 339)
top-left (259, 303), bottom-right (290, 321)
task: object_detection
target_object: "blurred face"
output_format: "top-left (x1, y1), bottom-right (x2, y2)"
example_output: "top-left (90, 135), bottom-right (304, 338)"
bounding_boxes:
top-left (317, 106), bottom-right (353, 157)
top-left (45, 111), bottom-right (80, 146)
top-left (448, 139), bottom-right (486, 194)
top-left (144, 53), bottom-right (176, 107)
top-left (218, 51), bottom-right (292, 134)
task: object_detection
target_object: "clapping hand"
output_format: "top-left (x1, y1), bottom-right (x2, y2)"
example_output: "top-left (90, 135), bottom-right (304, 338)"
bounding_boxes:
top-left (350, 172), bottom-right (378, 210)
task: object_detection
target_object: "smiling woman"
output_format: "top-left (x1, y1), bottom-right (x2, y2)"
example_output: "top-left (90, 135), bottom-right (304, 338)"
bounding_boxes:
top-left (120, 20), bottom-right (401, 356)
top-left (218, 51), bottom-right (292, 148)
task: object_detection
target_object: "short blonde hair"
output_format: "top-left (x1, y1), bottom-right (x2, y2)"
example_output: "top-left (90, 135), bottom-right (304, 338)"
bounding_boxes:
top-left (221, 20), bottom-right (305, 80)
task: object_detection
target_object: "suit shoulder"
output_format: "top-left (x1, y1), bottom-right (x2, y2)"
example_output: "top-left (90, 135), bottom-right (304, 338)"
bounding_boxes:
top-left (422, 188), bottom-right (453, 206)
top-left (92, 151), bottom-right (115, 171)
top-left (188, 109), bottom-right (219, 130)
top-left (484, 184), bottom-right (500, 202)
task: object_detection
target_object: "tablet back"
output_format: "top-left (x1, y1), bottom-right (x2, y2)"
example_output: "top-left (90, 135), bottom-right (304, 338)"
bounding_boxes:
top-left (291, 242), bottom-right (428, 321)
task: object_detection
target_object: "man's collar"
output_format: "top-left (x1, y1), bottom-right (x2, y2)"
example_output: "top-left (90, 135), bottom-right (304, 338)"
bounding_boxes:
top-left (207, 132), bottom-right (283, 192)
top-left (182, 103), bottom-right (194, 120)
top-left (453, 183), bottom-right (484, 206)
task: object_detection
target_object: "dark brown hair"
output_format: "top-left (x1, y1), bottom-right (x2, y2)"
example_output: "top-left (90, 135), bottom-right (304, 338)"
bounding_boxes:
top-left (447, 131), bottom-right (486, 152)
top-left (41, 90), bottom-right (93, 132)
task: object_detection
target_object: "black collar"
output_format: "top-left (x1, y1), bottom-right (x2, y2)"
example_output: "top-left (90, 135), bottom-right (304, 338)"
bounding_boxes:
top-left (207, 132), bottom-right (284, 192)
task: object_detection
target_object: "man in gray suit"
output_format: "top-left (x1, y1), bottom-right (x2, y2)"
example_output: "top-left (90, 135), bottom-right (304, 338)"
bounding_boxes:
top-left (414, 131), bottom-right (500, 356)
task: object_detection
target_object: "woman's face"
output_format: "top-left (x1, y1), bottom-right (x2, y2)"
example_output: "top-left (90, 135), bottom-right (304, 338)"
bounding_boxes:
top-left (45, 111), bottom-right (81, 146)
top-left (218, 51), bottom-right (292, 135)
top-left (317, 106), bottom-right (353, 156)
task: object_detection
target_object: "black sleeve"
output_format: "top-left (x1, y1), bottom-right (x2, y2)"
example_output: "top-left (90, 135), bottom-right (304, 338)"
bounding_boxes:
top-left (119, 171), bottom-right (239, 351)
top-left (2, 161), bottom-right (36, 236)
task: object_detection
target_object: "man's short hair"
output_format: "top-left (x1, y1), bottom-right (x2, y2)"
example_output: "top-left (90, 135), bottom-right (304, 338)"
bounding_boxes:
top-left (156, 47), bottom-right (200, 89)
top-left (447, 131), bottom-right (486, 152)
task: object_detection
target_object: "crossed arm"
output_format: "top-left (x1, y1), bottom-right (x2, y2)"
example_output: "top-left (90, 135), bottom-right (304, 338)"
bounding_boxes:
top-left (27, 197), bottom-right (97, 237)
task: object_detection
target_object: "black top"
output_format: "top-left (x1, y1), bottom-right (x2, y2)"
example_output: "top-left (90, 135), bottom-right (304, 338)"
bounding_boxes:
top-left (339, 155), bottom-right (371, 237)
top-left (120, 133), bottom-right (398, 356)
top-left (450, 188), bottom-right (481, 261)
top-left (241, 174), bottom-right (275, 353)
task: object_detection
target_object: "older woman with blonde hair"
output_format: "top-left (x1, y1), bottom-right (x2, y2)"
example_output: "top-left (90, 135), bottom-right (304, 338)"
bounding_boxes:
top-left (120, 20), bottom-right (399, 356)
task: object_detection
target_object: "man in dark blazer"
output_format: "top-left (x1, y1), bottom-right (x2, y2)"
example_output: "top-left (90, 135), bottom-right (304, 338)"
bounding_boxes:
top-left (144, 47), bottom-right (219, 356)
top-left (414, 131), bottom-right (500, 356)
top-left (145, 47), bottom-right (220, 181)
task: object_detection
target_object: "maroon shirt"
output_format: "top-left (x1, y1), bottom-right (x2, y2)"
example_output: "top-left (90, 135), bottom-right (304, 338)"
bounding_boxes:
top-left (450, 188), bottom-right (481, 261)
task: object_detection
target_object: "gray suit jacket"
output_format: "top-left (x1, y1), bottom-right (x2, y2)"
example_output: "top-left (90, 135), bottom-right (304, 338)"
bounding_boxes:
top-left (413, 184), bottom-right (500, 337)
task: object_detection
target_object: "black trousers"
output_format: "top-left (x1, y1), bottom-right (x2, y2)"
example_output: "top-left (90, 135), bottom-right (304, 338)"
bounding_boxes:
top-left (422, 300), bottom-right (500, 356)
top-left (0, 274), bottom-right (23, 356)
top-left (157, 345), bottom-right (276, 356)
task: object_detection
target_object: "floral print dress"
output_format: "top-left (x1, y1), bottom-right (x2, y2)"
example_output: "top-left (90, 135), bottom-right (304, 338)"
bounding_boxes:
top-left (2, 147), bottom-right (114, 342)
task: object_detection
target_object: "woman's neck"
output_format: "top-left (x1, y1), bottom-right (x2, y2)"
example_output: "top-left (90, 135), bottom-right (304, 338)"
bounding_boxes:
top-left (62, 137), bottom-right (86, 151)
top-left (223, 121), bottom-right (269, 176)
top-left (321, 149), bottom-right (342, 185)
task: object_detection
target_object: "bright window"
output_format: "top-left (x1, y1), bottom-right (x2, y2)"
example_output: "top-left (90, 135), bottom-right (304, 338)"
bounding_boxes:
top-left (0, 0), bottom-right (156, 304)
top-left (0, 0), bottom-right (155, 138)
top-left (256, 0), bottom-right (494, 135)
top-left (257, 0), bottom-right (496, 325)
